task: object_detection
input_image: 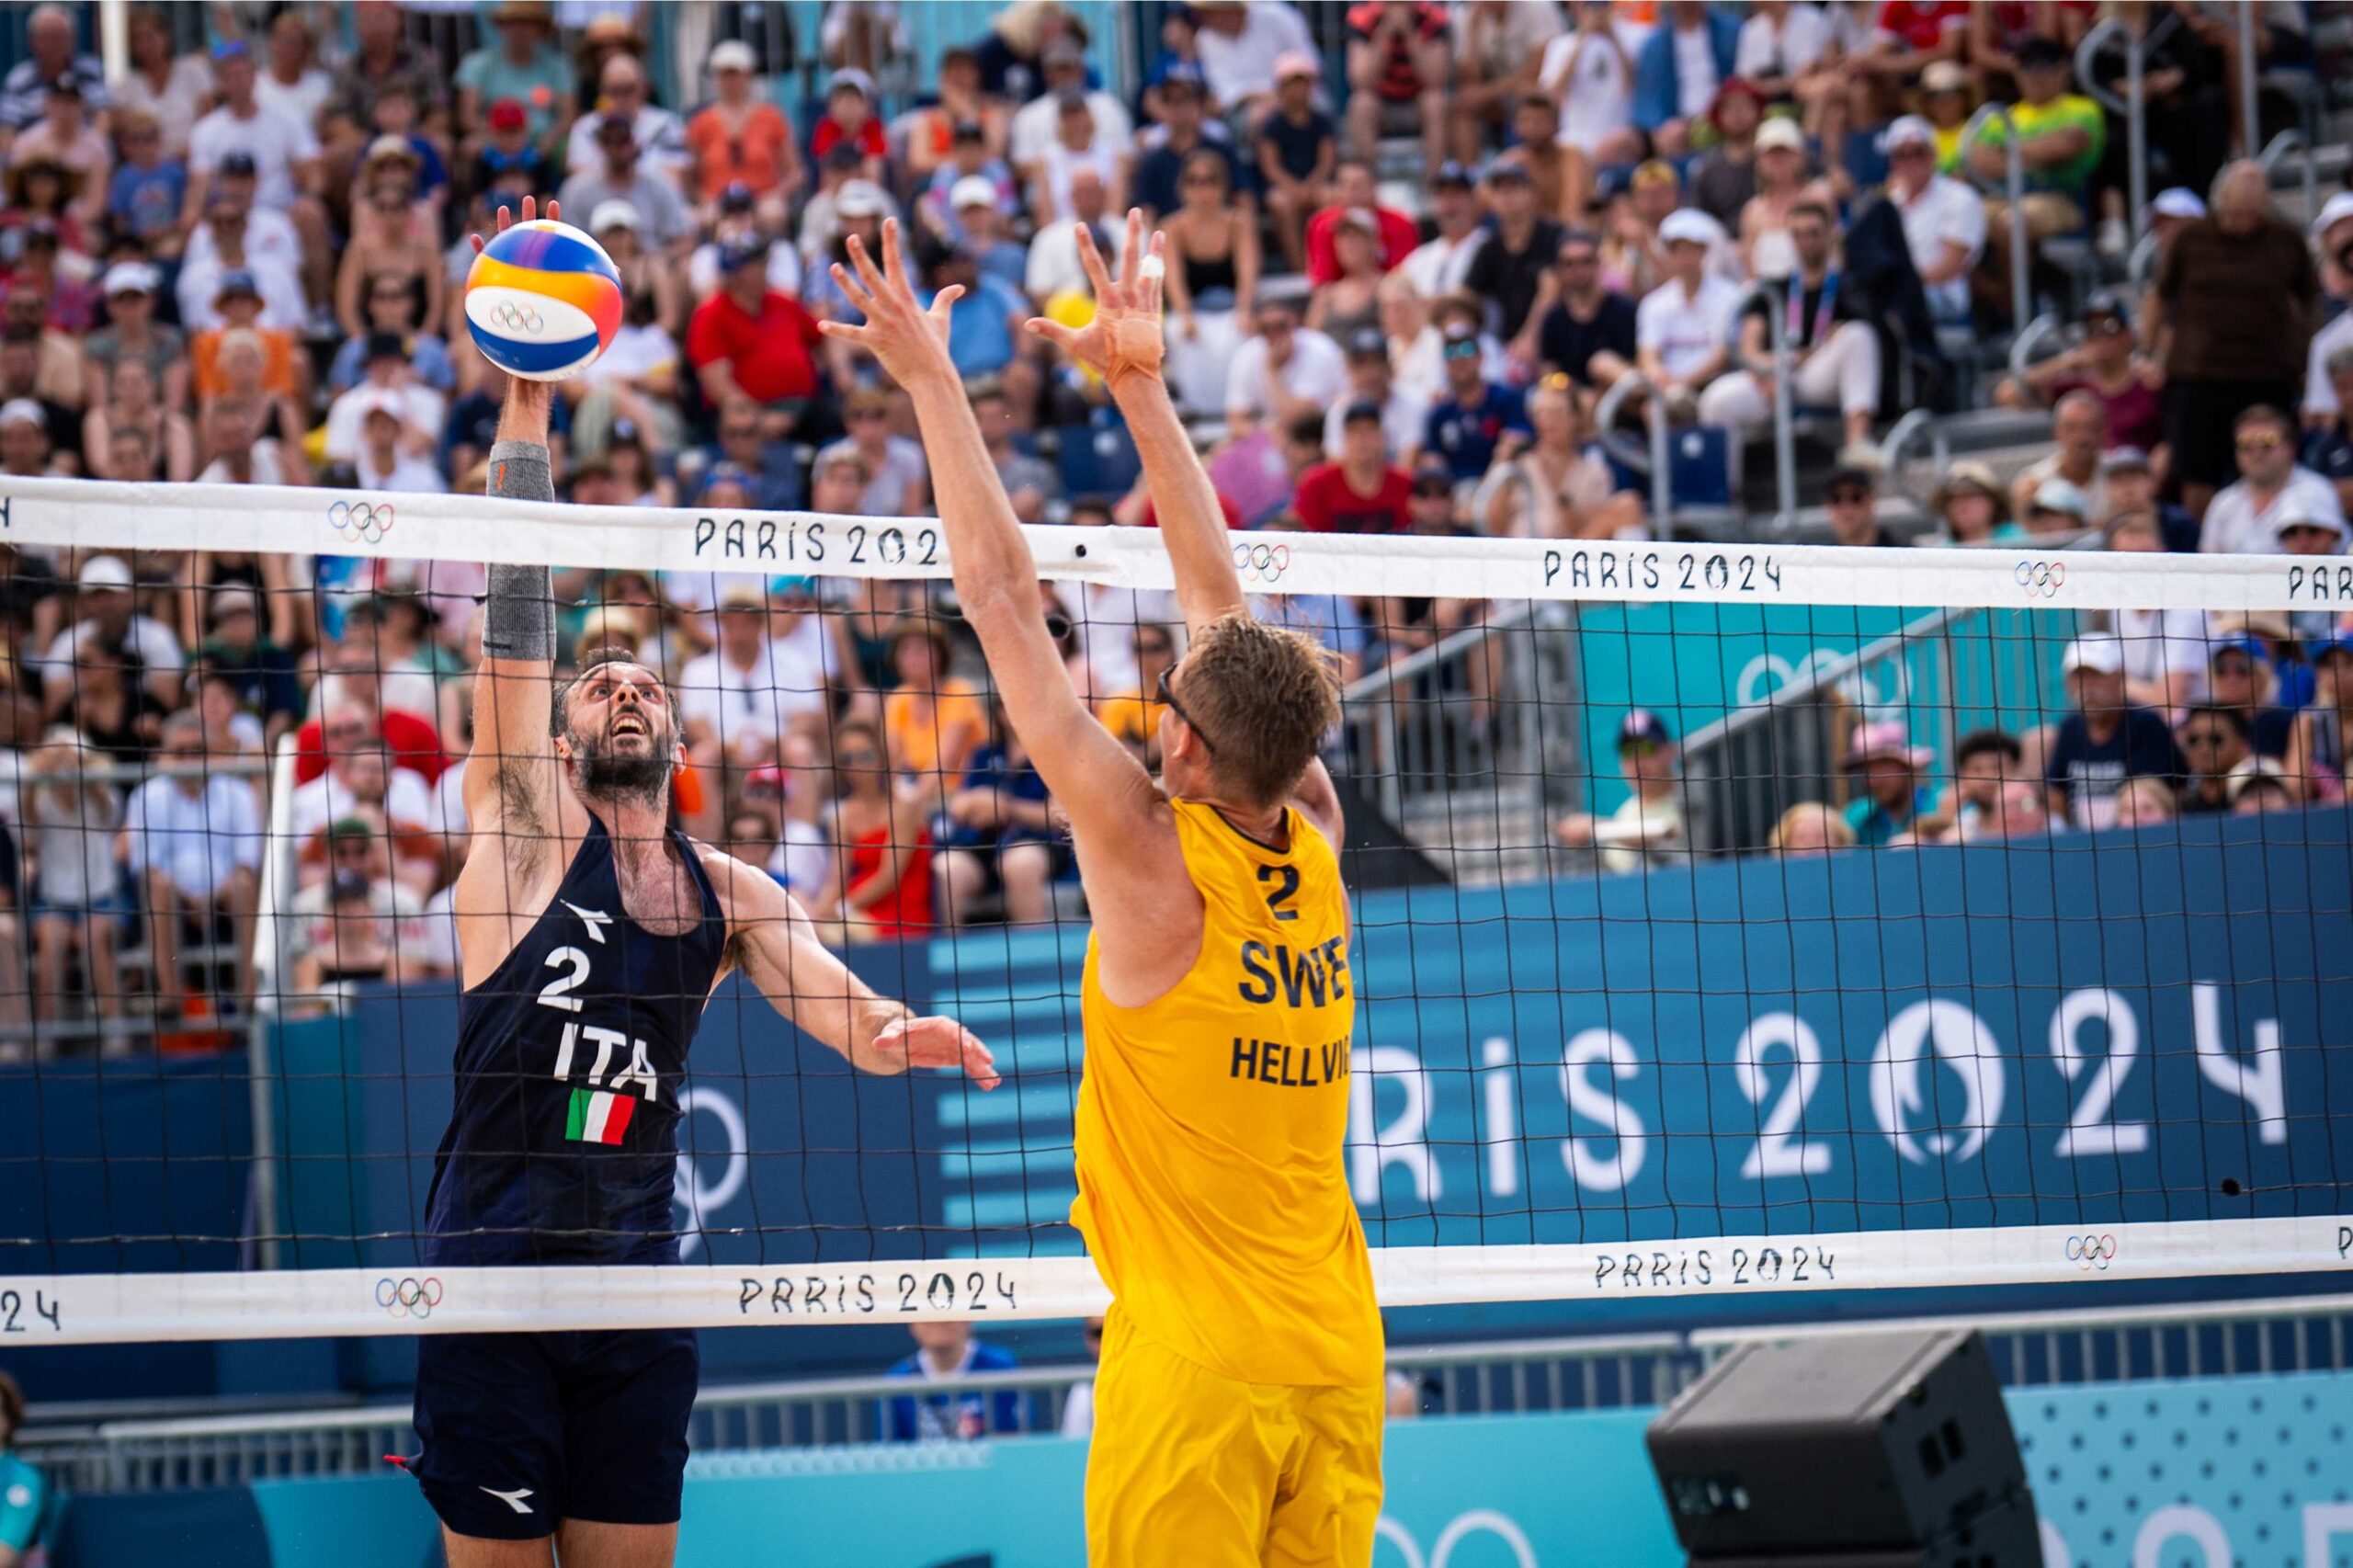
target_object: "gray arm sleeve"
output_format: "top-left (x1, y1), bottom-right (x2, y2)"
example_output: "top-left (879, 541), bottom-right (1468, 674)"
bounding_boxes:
top-left (481, 439), bottom-right (555, 662)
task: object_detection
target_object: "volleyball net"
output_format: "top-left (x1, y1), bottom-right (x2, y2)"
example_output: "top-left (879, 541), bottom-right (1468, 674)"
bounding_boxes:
top-left (2, 474), bottom-right (2349, 1344)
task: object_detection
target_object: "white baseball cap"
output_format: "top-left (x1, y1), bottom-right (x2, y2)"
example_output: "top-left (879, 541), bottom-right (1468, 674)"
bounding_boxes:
top-left (589, 199), bottom-right (642, 234)
top-left (2061, 633), bottom-right (2125, 676)
top-left (835, 179), bottom-right (888, 219)
top-left (950, 175), bottom-right (997, 211)
top-left (1881, 114), bottom-right (1936, 153)
top-left (1756, 118), bottom-right (1807, 154)
top-left (709, 40), bottom-right (756, 74)
top-left (2276, 508), bottom-right (2349, 542)
top-left (2149, 187), bottom-right (2207, 221)
top-left (0, 398), bottom-right (43, 430)
top-left (1658, 208), bottom-right (1721, 248)
top-left (103, 260), bottom-right (159, 296)
top-left (2313, 190), bottom-right (2353, 242)
top-left (78, 554), bottom-right (132, 590)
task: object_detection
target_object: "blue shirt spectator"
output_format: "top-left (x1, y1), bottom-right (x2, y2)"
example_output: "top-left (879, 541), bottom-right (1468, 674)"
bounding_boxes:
top-left (107, 156), bottom-right (187, 247)
top-left (1423, 371), bottom-right (1529, 483)
top-left (330, 330), bottom-right (455, 394)
top-left (1631, 6), bottom-right (1741, 140)
top-left (928, 263), bottom-right (1029, 379)
top-left (883, 1325), bottom-right (1025, 1442)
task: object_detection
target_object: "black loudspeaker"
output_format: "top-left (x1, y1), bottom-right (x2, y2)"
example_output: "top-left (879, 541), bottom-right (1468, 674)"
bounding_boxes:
top-left (1645, 1328), bottom-right (2040, 1567)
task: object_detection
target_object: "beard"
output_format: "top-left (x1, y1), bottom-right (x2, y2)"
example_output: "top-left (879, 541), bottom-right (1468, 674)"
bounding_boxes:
top-left (568, 722), bottom-right (675, 806)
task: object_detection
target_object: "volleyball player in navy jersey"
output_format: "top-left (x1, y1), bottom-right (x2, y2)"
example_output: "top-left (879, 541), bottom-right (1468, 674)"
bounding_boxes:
top-left (409, 199), bottom-right (998, 1567)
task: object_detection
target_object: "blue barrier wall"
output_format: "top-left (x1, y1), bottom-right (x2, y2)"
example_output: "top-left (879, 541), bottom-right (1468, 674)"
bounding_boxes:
top-left (46, 1370), bottom-right (2353, 1567)
top-left (8, 812), bottom-right (2353, 1395)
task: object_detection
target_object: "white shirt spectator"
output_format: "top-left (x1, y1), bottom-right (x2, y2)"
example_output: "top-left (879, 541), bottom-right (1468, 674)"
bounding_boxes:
top-left (199, 437), bottom-right (295, 487)
top-left (413, 881), bottom-right (460, 976)
top-left (2200, 466), bottom-right (2346, 556)
top-left (1070, 583), bottom-right (1184, 700)
top-left (282, 876), bottom-right (431, 976)
top-left (1196, 1), bottom-right (1315, 109)
top-left (1060, 1381), bottom-right (1096, 1437)
top-left (1670, 21), bottom-right (1722, 119)
top-left (27, 781), bottom-right (119, 908)
top-left (289, 764), bottom-right (438, 844)
top-left (253, 63), bottom-right (332, 133)
top-left (44, 615), bottom-right (184, 692)
top-left (768, 819), bottom-right (832, 902)
top-left (1893, 173), bottom-right (1986, 320)
top-left (1594, 790), bottom-right (1684, 875)
top-left (1395, 324), bottom-right (1509, 409)
top-left (121, 773), bottom-right (263, 899)
top-left (816, 434), bottom-right (929, 517)
top-left (424, 764), bottom-right (468, 843)
top-left (1541, 21), bottom-right (1649, 154)
top-left (354, 446), bottom-right (449, 494)
top-left (113, 53), bottom-right (215, 159)
top-left (324, 383), bottom-right (448, 463)
top-left (1637, 273), bottom-right (1743, 381)
top-left (2303, 308), bottom-right (2353, 417)
top-left (1008, 88), bottom-right (1133, 171)
top-left (563, 104), bottom-right (689, 180)
top-left (688, 238), bottom-right (802, 302)
top-left (677, 621), bottom-right (839, 739)
top-left (582, 323), bottom-right (679, 389)
top-left (2114, 606), bottom-right (2211, 699)
top-left (176, 244), bottom-right (305, 333)
top-left (1325, 384), bottom-right (1430, 461)
top-left (1037, 142), bottom-right (1128, 223)
top-left (1401, 229), bottom-right (1487, 299)
top-left (1224, 329), bottom-right (1349, 424)
top-left (183, 205), bottom-right (301, 278)
top-left (1733, 2), bottom-right (1833, 81)
top-left (188, 101), bottom-right (319, 212)
top-left (1027, 216), bottom-right (1119, 301)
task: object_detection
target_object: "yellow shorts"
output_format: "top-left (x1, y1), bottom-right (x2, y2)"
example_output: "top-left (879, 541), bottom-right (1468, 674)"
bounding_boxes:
top-left (1085, 1310), bottom-right (1384, 1567)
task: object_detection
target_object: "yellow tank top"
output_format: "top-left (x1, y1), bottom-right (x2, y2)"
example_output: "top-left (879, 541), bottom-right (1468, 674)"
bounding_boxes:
top-left (1072, 798), bottom-right (1383, 1388)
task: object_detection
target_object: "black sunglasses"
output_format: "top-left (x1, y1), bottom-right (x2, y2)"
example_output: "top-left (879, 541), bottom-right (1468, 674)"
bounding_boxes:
top-left (1156, 664), bottom-right (1215, 755)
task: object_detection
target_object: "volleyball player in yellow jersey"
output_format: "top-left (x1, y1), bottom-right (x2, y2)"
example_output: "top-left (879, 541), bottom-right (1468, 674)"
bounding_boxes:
top-left (822, 212), bottom-right (1384, 1565)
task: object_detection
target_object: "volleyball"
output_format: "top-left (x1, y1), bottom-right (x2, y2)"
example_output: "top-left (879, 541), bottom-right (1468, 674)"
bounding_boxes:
top-left (463, 219), bottom-right (624, 381)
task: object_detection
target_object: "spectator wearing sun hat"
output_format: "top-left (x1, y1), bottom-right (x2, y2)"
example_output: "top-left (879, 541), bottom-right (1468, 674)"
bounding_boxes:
top-left (1842, 722), bottom-right (1934, 846)
top-left (687, 39), bottom-right (800, 218)
top-left (454, 1), bottom-right (573, 149)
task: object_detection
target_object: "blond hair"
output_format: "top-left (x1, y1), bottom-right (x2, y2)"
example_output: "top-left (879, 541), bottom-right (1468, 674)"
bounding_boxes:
top-left (1180, 613), bottom-right (1342, 809)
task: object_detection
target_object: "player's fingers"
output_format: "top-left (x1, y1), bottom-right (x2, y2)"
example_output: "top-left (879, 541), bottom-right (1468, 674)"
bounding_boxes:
top-left (929, 283), bottom-right (967, 319)
top-left (962, 1031), bottom-right (1001, 1090)
top-left (545, 197), bottom-right (560, 223)
top-left (881, 216), bottom-right (907, 289)
top-left (1024, 316), bottom-right (1080, 350)
top-left (845, 230), bottom-right (889, 301)
top-left (1075, 221), bottom-right (1112, 299)
top-left (518, 195), bottom-right (537, 224)
top-left (830, 259), bottom-right (877, 314)
top-left (1142, 227), bottom-right (1167, 313)
top-left (1121, 209), bottom-right (1144, 282)
top-left (815, 318), bottom-right (871, 347)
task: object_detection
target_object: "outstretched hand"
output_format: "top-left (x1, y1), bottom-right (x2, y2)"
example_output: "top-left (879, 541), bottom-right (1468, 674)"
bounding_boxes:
top-left (873, 1014), bottom-right (1001, 1090)
top-left (1026, 209), bottom-right (1165, 392)
top-left (816, 219), bottom-right (961, 389)
top-left (469, 194), bottom-right (558, 255)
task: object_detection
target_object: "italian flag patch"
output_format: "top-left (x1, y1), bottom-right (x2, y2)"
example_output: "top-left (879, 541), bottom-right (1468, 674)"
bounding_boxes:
top-left (565, 1088), bottom-right (635, 1145)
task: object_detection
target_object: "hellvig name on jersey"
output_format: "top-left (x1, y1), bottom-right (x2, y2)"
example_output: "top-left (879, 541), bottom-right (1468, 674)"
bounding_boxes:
top-left (423, 817), bottom-right (727, 1267)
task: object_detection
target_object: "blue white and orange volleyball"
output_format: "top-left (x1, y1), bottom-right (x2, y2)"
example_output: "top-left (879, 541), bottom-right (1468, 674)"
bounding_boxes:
top-left (463, 220), bottom-right (624, 381)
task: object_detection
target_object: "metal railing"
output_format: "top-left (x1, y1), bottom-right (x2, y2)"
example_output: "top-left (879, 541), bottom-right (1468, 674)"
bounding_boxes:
top-left (1336, 601), bottom-right (1571, 881)
top-left (2075, 17), bottom-right (2148, 249)
top-left (1726, 278), bottom-right (1798, 534)
top-left (32, 1294), bottom-right (2353, 1496)
top-left (1695, 1291), bottom-right (2353, 1389)
top-left (1958, 103), bottom-right (2033, 333)
top-left (2261, 126), bottom-right (2318, 224)
top-left (1593, 368), bottom-right (1674, 527)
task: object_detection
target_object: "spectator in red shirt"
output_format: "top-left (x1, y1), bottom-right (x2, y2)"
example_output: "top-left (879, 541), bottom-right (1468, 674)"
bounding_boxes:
top-left (810, 68), bottom-right (885, 177)
top-left (1306, 160), bottom-right (1421, 285)
top-left (686, 237), bottom-right (824, 419)
top-left (1295, 401), bottom-right (1413, 533)
top-left (1345, 1), bottom-right (1449, 173)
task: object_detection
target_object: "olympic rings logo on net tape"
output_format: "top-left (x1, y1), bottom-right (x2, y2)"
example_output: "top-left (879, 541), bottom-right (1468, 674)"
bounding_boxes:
top-left (2064, 1234), bottom-right (2118, 1271)
top-left (486, 301), bottom-right (545, 334)
top-left (375, 1276), bottom-right (445, 1318)
top-left (1233, 541), bottom-right (1291, 585)
top-left (328, 500), bottom-right (396, 545)
top-left (2016, 560), bottom-right (2067, 599)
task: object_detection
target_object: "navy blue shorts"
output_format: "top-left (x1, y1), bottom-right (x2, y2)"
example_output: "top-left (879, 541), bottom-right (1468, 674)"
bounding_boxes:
top-left (410, 1327), bottom-right (698, 1540)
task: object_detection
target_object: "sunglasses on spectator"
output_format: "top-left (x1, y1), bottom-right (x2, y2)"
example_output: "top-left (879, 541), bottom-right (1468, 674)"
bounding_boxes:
top-left (1826, 486), bottom-right (1872, 505)
top-left (1443, 340), bottom-right (1480, 360)
top-left (1155, 664), bottom-right (1216, 754)
top-left (2236, 434), bottom-right (2284, 451)
top-left (1557, 250), bottom-right (1597, 267)
top-left (848, 408), bottom-right (888, 423)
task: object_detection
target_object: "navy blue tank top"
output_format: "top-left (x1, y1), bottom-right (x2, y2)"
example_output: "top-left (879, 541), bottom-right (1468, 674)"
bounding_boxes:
top-left (423, 817), bottom-right (728, 1267)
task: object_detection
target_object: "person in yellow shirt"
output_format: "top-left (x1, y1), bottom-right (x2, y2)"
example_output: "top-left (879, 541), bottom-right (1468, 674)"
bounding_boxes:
top-left (880, 616), bottom-right (987, 790)
top-left (823, 211), bottom-right (1383, 1566)
top-left (1094, 621), bottom-right (1176, 760)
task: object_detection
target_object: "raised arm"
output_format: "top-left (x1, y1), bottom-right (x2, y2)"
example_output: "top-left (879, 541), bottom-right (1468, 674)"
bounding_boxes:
top-left (1032, 211), bottom-right (1343, 839)
top-left (701, 845), bottom-right (997, 1085)
top-left (820, 222), bottom-right (1194, 982)
top-left (460, 199), bottom-right (567, 869)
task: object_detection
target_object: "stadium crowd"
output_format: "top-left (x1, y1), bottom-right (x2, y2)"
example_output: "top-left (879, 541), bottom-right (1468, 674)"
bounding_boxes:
top-left (0, 0), bottom-right (2344, 1048)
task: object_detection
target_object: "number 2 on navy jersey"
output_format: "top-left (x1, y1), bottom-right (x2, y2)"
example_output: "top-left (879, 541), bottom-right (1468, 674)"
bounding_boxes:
top-left (535, 945), bottom-right (656, 1099)
top-left (539, 947), bottom-right (591, 1011)
top-left (1258, 863), bottom-right (1301, 921)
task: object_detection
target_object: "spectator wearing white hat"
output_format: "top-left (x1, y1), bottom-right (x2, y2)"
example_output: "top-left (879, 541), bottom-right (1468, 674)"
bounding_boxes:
top-left (1636, 208), bottom-right (1742, 422)
top-left (1736, 116), bottom-right (1814, 281)
top-left (2201, 403), bottom-right (2345, 556)
top-left (0, 400), bottom-right (62, 480)
top-left (43, 554), bottom-right (184, 715)
top-left (687, 39), bottom-right (801, 224)
top-left (322, 332), bottom-right (445, 466)
top-left (351, 390), bottom-right (446, 494)
top-left (942, 177), bottom-right (1028, 294)
top-left (1881, 113), bottom-right (1984, 325)
top-left (83, 261), bottom-right (187, 411)
top-left (919, 124), bottom-right (1020, 248)
top-left (2046, 633), bottom-right (2188, 831)
top-left (1699, 198), bottom-right (1880, 455)
top-left (2300, 191), bottom-right (2353, 426)
top-left (568, 199), bottom-right (685, 458)
top-left (2273, 504), bottom-right (2348, 644)
top-left (1009, 38), bottom-right (1132, 183)
top-left (688, 182), bottom-right (806, 301)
